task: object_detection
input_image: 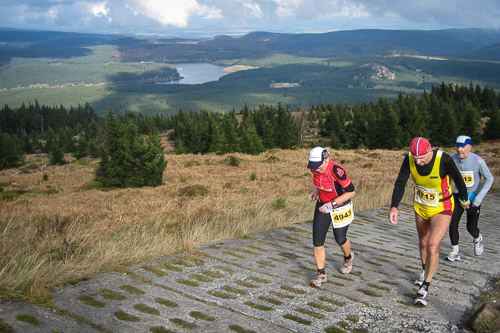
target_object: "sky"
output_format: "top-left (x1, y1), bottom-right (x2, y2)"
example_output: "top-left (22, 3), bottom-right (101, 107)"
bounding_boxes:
top-left (1, 0), bottom-right (500, 38)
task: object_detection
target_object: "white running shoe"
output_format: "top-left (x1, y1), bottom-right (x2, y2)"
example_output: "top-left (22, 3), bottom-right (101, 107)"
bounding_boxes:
top-left (415, 284), bottom-right (428, 306)
top-left (340, 251), bottom-right (354, 275)
top-left (414, 269), bottom-right (425, 286)
top-left (446, 249), bottom-right (461, 262)
top-left (310, 273), bottom-right (327, 287)
top-left (474, 234), bottom-right (484, 256)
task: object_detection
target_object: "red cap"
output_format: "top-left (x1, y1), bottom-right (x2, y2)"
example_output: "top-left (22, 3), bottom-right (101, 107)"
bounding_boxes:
top-left (409, 137), bottom-right (432, 157)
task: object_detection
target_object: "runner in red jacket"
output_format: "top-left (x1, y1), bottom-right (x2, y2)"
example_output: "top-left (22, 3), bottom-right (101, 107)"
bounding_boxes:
top-left (308, 147), bottom-right (356, 286)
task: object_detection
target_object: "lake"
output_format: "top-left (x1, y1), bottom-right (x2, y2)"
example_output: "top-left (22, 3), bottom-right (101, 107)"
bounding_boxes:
top-left (158, 62), bottom-right (228, 85)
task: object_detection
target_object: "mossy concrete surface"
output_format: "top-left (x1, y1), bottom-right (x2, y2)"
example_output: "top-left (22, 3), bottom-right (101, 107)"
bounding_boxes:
top-left (2, 194), bottom-right (500, 332)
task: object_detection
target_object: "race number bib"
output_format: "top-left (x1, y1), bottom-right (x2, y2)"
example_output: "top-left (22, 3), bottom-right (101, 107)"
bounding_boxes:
top-left (414, 185), bottom-right (439, 207)
top-left (460, 171), bottom-right (474, 188)
top-left (330, 201), bottom-right (354, 229)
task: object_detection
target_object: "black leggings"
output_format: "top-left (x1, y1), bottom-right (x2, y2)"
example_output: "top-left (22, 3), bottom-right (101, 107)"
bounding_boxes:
top-left (312, 200), bottom-right (349, 247)
top-left (449, 194), bottom-right (481, 245)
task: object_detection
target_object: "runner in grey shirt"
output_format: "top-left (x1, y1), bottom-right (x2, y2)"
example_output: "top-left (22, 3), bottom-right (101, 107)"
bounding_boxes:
top-left (446, 135), bottom-right (494, 261)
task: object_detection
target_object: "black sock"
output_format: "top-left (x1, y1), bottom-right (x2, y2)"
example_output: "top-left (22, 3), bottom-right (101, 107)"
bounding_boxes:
top-left (422, 263), bottom-right (425, 271)
top-left (317, 268), bottom-right (325, 274)
top-left (344, 253), bottom-right (352, 261)
top-left (421, 281), bottom-right (430, 290)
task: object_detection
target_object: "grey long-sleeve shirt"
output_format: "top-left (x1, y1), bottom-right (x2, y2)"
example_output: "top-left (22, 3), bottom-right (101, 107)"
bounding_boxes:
top-left (451, 152), bottom-right (494, 206)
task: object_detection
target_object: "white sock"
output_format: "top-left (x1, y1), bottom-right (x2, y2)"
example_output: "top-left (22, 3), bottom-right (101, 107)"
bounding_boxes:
top-left (452, 245), bottom-right (459, 253)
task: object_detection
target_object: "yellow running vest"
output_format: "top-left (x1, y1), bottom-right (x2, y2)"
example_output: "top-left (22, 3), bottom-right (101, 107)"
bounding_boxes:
top-left (409, 150), bottom-right (454, 218)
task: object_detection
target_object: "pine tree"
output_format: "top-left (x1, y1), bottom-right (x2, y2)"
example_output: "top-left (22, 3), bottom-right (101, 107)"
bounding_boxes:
top-left (95, 109), bottom-right (167, 188)
top-left (483, 106), bottom-right (500, 140)
top-left (73, 133), bottom-right (89, 159)
top-left (240, 114), bottom-right (265, 155)
top-left (50, 142), bottom-right (66, 165)
top-left (0, 132), bottom-right (25, 169)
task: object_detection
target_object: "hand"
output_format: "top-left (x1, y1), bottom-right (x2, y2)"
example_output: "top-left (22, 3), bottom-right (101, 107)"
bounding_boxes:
top-left (319, 203), bottom-right (331, 213)
top-left (309, 190), bottom-right (318, 201)
top-left (389, 207), bottom-right (398, 225)
top-left (461, 202), bottom-right (470, 209)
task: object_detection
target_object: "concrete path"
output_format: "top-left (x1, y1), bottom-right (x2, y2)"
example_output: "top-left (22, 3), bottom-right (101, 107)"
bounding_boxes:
top-left (2, 194), bottom-right (500, 333)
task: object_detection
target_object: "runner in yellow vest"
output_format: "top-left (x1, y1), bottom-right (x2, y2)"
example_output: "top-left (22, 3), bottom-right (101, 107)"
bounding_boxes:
top-left (389, 137), bottom-right (469, 306)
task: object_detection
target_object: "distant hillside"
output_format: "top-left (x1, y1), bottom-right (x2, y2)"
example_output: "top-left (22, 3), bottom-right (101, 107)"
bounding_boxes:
top-left (2, 28), bottom-right (500, 62)
top-left (463, 43), bottom-right (500, 61)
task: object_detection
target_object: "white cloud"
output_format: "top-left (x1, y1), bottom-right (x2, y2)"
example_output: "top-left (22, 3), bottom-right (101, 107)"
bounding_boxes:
top-left (243, 2), bottom-right (262, 17)
top-left (131, 0), bottom-right (220, 27)
top-left (92, 2), bottom-right (109, 17)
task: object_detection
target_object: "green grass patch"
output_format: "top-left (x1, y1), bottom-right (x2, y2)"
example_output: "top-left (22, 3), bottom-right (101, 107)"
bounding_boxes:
top-left (235, 280), bottom-right (258, 288)
top-left (189, 274), bottom-right (213, 283)
top-left (324, 326), bottom-right (347, 333)
top-left (307, 302), bottom-right (336, 312)
top-left (224, 251), bottom-right (246, 259)
top-left (15, 313), bottom-right (43, 326)
top-left (281, 285), bottom-right (306, 294)
top-left (222, 285), bottom-right (248, 295)
top-left (0, 318), bottom-right (14, 333)
top-left (160, 262), bottom-right (183, 272)
top-left (335, 275), bottom-right (354, 281)
top-left (213, 265), bottom-right (237, 274)
top-left (244, 301), bottom-right (273, 311)
top-left (283, 314), bottom-right (312, 326)
top-left (247, 276), bottom-right (271, 284)
top-left (353, 329), bottom-right (369, 333)
top-left (143, 265), bottom-right (167, 277)
top-left (202, 270), bottom-right (225, 279)
top-left (235, 248), bottom-right (259, 255)
top-left (347, 314), bottom-right (359, 323)
top-left (176, 279), bottom-right (199, 287)
top-left (120, 285), bottom-right (145, 295)
top-left (114, 311), bottom-right (140, 322)
top-left (356, 289), bottom-right (381, 297)
top-left (189, 311), bottom-right (215, 321)
top-left (258, 296), bottom-right (283, 305)
top-left (134, 304), bottom-right (159, 315)
top-left (182, 255), bottom-right (205, 266)
top-left (248, 245), bottom-right (268, 252)
top-left (184, 161), bottom-right (201, 167)
top-left (318, 296), bottom-right (345, 307)
top-left (208, 290), bottom-right (238, 299)
top-left (256, 260), bottom-right (276, 267)
top-left (169, 318), bottom-right (197, 329)
top-left (295, 307), bottom-right (325, 319)
top-left (171, 257), bottom-right (195, 267)
top-left (229, 324), bottom-right (256, 333)
top-left (78, 295), bottom-right (106, 308)
top-left (150, 326), bottom-right (175, 333)
top-left (178, 184), bottom-right (210, 197)
top-left (99, 289), bottom-right (126, 301)
top-left (155, 298), bottom-right (178, 308)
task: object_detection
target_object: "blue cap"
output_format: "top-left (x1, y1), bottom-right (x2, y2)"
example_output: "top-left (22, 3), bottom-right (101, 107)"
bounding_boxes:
top-left (455, 135), bottom-right (472, 147)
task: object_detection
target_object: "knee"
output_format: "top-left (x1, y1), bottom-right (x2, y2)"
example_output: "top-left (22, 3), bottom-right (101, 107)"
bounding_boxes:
top-left (418, 238), bottom-right (427, 248)
top-left (427, 243), bottom-right (439, 255)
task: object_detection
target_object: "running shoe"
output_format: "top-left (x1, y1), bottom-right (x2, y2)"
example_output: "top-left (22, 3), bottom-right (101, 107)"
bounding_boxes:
top-left (446, 249), bottom-right (461, 262)
top-left (340, 251), bottom-right (354, 275)
top-left (414, 284), bottom-right (428, 306)
top-left (414, 269), bottom-right (425, 286)
top-left (474, 234), bottom-right (484, 256)
top-left (310, 272), bottom-right (327, 287)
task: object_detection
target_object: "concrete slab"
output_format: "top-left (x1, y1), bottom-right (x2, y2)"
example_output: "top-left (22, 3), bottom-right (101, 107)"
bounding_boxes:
top-left (2, 193), bottom-right (500, 332)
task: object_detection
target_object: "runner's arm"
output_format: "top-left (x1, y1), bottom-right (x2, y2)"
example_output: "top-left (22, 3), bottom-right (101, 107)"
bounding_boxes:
top-left (474, 158), bottom-right (494, 206)
top-left (390, 155), bottom-right (410, 209)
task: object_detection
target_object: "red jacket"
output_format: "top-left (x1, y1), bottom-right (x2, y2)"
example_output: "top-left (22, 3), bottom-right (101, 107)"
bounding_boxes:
top-left (311, 160), bottom-right (353, 204)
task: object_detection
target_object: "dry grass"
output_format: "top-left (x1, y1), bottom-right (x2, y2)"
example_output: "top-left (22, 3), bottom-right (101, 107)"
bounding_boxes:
top-left (1, 141), bottom-right (500, 303)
